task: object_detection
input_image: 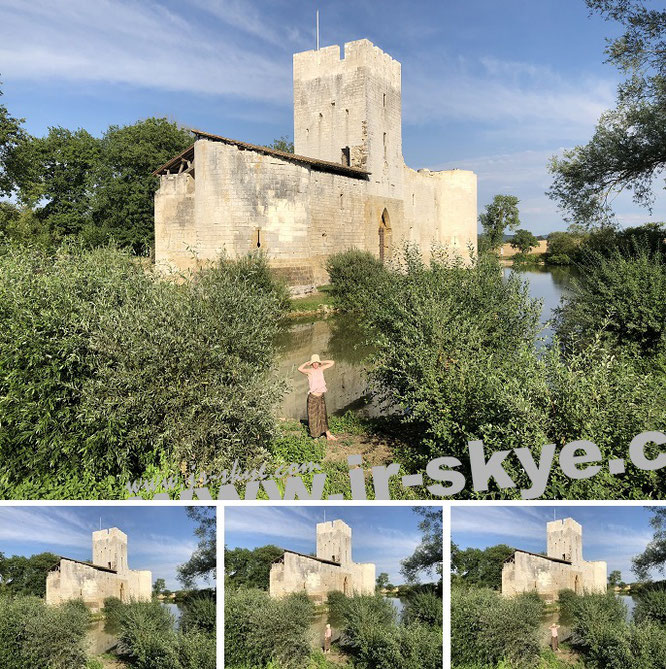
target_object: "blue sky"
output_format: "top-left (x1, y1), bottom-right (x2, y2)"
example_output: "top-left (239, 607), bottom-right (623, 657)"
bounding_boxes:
top-left (0, 0), bottom-right (663, 233)
top-left (0, 506), bottom-right (215, 590)
top-left (225, 505), bottom-right (437, 585)
top-left (451, 505), bottom-right (664, 584)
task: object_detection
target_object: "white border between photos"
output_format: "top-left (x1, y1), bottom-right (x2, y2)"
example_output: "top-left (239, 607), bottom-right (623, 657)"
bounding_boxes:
top-left (1, 498), bottom-right (665, 669)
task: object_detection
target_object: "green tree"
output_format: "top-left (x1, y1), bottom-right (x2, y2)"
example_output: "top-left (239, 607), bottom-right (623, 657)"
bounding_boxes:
top-left (267, 135), bottom-right (294, 153)
top-left (0, 84), bottom-right (27, 196)
top-left (401, 507), bottom-right (443, 582)
top-left (451, 543), bottom-right (515, 590)
top-left (13, 127), bottom-right (100, 238)
top-left (478, 194), bottom-right (520, 252)
top-left (376, 572), bottom-right (390, 591)
top-left (153, 577), bottom-right (166, 597)
top-left (90, 117), bottom-right (192, 252)
top-left (225, 544), bottom-right (284, 590)
top-left (548, 1), bottom-right (666, 226)
top-left (0, 552), bottom-right (60, 597)
top-left (511, 228), bottom-right (539, 254)
top-left (608, 570), bottom-right (622, 588)
top-left (633, 508), bottom-right (666, 580)
top-left (178, 507), bottom-right (216, 588)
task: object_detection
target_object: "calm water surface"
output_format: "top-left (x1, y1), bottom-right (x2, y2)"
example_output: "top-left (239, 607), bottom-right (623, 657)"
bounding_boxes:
top-left (278, 266), bottom-right (574, 419)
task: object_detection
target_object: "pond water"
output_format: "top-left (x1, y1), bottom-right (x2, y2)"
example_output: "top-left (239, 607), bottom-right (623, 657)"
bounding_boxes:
top-left (278, 266), bottom-right (574, 420)
top-left (86, 602), bottom-right (182, 655)
top-left (310, 596), bottom-right (405, 649)
top-left (539, 594), bottom-right (636, 646)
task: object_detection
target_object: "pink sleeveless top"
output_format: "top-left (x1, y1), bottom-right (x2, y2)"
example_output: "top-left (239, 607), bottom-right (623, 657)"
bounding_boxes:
top-left (308, 367), bottom-right (327, 394)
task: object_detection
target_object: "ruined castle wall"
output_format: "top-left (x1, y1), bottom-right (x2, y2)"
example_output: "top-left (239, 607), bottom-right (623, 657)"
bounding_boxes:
top-left (580, 561), bottom-right (607, 594)
top-left (502, 552), bottom-right (578, 601)
top-left (350, 562), bottom-right (376, 595)
top-left (294, 39), bottom-right (403, 199)
top-left (270, 552), bottom-right (352, 603)
top-left (154, 171), bottom-right (196, 272)
top-left (191, 139), bottom-right (368, 289)
top-left (46, 560), bottom-right (121, 612)
top-left (125, 570), bottom-right (153, 602)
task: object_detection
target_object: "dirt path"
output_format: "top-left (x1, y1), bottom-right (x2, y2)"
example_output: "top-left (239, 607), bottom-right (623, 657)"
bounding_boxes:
top-left (322, 432), bottom-right (394, 467)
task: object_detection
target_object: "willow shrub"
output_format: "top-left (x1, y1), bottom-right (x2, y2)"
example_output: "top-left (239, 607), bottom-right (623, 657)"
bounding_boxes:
top-left (328, 246), bottom-right (666, 499)
top-left (0, 243), bottom-right (288, 498)
top-left (634, 588), bottom-right (666, 626)
top-left (0, 596), bottom-right (90, 669)
top-left (556, 244), bottom-right (666, 358)
top-left (225, 588), bottom-right (315, 669)
top-left (451, 587), bottom-right (542, 669)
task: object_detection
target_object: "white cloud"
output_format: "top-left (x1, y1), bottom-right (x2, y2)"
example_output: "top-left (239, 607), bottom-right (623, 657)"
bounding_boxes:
top-left (0, 0), bottom-right (291, 103)
top-left (0, 507), bottom-right (90, 550)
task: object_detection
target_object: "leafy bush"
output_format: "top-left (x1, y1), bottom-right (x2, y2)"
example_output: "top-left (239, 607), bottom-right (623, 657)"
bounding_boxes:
top-left (451, 586), bottom-right (542, 669)
top-left (0, 595), bottom-right (90, 669)
top-left (633, 588), bottom-right (666, 626)
top-left (555, 244), bottom-right (666, 357)
top-left (0, 243), bottom-right (289, 498)
top-left (225, 588), bottom-right (314, 668)
top-left (326, 248), bottom-right (388, 313)
top-left (179, 593), bottom-right (216, 635)
top-left (177, 629), bottom-right (217, 669)
top-left (402, 591), bottom-right (443, 627)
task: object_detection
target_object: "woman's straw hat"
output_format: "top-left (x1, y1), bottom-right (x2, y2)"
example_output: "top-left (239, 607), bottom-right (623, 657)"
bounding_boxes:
top-left (309, 354), bottom-right (321, 364)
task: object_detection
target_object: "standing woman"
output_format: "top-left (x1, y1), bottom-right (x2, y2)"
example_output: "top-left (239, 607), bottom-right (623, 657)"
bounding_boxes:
top-left (298, 354), bottom-right (337, 441)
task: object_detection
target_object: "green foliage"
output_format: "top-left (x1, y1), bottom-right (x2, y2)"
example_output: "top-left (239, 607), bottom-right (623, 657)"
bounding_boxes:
top-left (451, 586), bottom-right (543, 669)
top-left (451, 543), bottom-right (515, 590)
top-left (225, 588), bottom-right (315, 669)
top-left (225, 545), bottom-right (284, 590)
top-left (179, 593), bottom-right (216, 635)
top-left (0, 84), bottom-right (28, 197)
top-left (0, 595), bottom-right (91, 669)
top-left (340, 594), bottom-right (441, 669)
top-left (510, 230), bottom-right (538, 255)
top-left (178, 507), bottom-right (216, 588)
top-left (9, 117), bottom-right (192, 251)
top-left (401, 507), bottom-right (443, 582)
top-left (401, 591), bottom-right (443, 627)
top-left (546, 231), bottom-right (586, 260)
top-left (549, 2), bottom-right (666, 225)
top-left (326, 248), bottom-right (388, 313)
top-left (633, 588), bottom-right (666, 626)
top-left (555, 245), bottom-right (666, 357)
top-left (634, 509), bottom-right (666, 580)
top-left (478, 195), bottom-right (520, 252)
top-left (608, 570), bottom-right (622, 588)
top-left (266, 136), bottom-right (294, 154)
top-left (0, 245), bottom-right (288, 498)
top-left (115, 599), bottom-right (215, 669)
top-left (153, 578), bottom-right (166, 597)
top-left (0, 552), bottom-right (60, 597)
top-left (328, 246), bottom-right (666, 499)
top-left (103, 596), bottom-right (124, 627)
top-left (90, 118), bottom-right (193, 252)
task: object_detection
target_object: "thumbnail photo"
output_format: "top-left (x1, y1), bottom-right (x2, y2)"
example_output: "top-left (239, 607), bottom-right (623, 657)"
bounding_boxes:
top-left (224, 505), bottom-right (442, 669)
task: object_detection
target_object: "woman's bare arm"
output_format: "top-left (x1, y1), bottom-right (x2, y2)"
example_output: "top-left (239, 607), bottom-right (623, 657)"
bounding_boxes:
top-left (297, 361), bottom-right (311, 374)
top-left (320, 360), bottom-right (335, 369)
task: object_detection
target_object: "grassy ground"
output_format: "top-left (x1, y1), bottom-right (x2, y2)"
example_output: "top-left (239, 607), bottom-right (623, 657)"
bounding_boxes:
top-left (289, 285), bottom-right (335, 315)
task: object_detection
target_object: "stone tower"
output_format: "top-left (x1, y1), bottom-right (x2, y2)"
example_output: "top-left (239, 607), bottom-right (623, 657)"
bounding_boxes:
top-left (93, 527), bottom-right (129, 573)
top-left (316, 519), bottom-right (352, 565)
top-left (547, 518), bottom-right (583, 564)
top-left (293, 39), bottom-right (403, 199)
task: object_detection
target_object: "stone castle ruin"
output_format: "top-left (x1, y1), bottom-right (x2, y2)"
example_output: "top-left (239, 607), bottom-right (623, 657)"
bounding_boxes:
top-left (502, 518), bottom-right (607, 601)
top-left (270, 519), bottom-right (375, 602)
top-left (154, 39), bottom-right (477, 292)
top-left (46, 528), bottom-right (152, 612)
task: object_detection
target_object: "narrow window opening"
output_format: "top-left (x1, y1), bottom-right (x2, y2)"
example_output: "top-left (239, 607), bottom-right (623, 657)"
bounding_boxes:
top-left (256, 229), bottom-right (261, 248)
top-left (341, 146), bottom-right (350, 166)
top-left (383, 93), bottom-right (386, 107)
top-left (383, 132), bottom-right (387, 159)
top-left (412, 193), bottom-right (415, 206)
top-left (339, 193), bottom-right (343, 209)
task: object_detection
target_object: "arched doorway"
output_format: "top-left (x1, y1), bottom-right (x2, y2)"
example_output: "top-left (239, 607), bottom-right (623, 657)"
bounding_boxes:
top-left (379, 208), bottom-right (391, 262)
top-left (574, 575), bottom-right (581, 595)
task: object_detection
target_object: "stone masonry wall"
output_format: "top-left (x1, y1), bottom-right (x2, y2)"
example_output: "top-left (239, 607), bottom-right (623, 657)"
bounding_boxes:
top-left (46, 560), bottom-right (122, 612)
